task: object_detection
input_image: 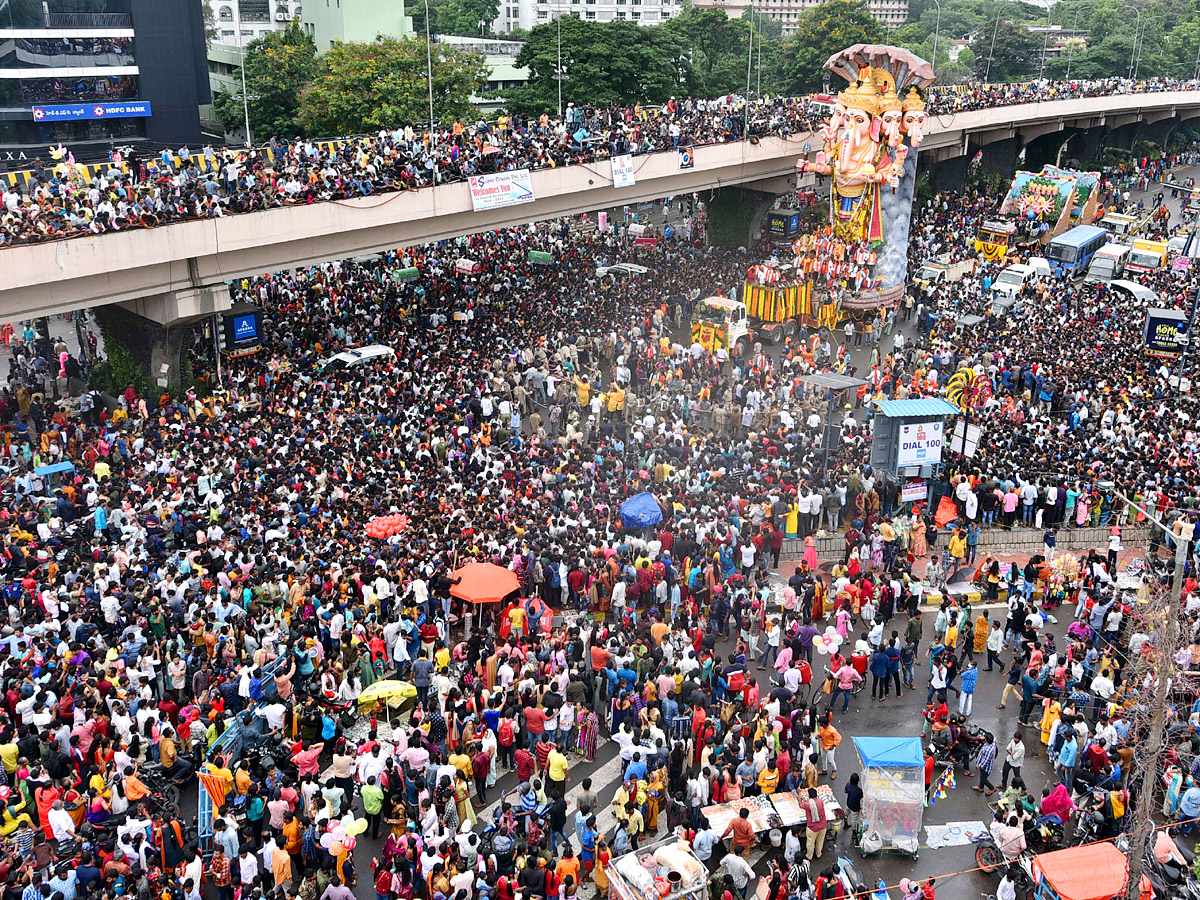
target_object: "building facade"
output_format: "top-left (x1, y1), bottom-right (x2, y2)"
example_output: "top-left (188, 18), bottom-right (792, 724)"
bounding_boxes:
top-left (206, 0), bottom-right (304, 47)
top-left (492, 0), bottom-right (680, 33)
top-left (0, 0), bottom-right (208, 163)
top-left (437, 35), bottom-right (529, 111)
top-left (301, 0), bottom-right (414, 51)
top-left (690, 0), bottom-right (908, 34)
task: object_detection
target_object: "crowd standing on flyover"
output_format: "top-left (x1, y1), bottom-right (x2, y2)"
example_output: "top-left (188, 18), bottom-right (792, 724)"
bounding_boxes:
top-left (3, 84), bottom-right (1200, 900)
top-left (0, 76), bottom-right (1197, 247)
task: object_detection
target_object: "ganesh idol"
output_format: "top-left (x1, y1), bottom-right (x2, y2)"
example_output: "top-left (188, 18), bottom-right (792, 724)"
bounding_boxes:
top-left (799, 73), bottom-right (903, 245)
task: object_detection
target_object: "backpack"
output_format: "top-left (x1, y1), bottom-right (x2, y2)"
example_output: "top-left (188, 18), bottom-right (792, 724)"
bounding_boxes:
top-left (498, 719), bottom-right (514, 746)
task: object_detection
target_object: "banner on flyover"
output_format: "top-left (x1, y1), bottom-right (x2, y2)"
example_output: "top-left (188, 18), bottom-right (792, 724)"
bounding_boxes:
top-left (897, 421), bottom-right (944, 467)
top-left (468, 169), bottom-right (534, 212)
top-left (611, 154), bottom-right (636, 189)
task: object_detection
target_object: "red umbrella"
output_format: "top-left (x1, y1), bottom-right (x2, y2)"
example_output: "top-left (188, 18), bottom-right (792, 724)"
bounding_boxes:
top-left (449, 562), bottom-right (520, 605)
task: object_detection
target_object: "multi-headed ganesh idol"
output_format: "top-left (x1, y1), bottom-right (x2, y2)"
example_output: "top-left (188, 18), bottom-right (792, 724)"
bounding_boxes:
top-left (800, 70), bottom-right (910, 245)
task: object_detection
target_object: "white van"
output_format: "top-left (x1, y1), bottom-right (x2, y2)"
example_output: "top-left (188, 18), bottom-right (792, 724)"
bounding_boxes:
top-left (1084, 243), bottom-right (1131, 284)
top-left (1108, 279), bottom-right (1158, 304)
top-left (319, 344), bottom-right (396, 371)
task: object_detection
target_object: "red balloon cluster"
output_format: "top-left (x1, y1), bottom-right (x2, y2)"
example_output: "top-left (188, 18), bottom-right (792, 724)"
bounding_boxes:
top-left (365, 514), bottom-right (408, 540)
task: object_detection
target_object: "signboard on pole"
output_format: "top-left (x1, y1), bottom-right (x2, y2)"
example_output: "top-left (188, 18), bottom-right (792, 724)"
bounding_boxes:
top-left (901, 482), bottom-right (928, 503)
top-left (467, 169), bottom-right (534, 212)
top-left (897, 421), bottom-right (944, 467)
top-left (611, 154), bottom-right (636, 189)
top-left (1145, 307), bottom-right (1189, 358)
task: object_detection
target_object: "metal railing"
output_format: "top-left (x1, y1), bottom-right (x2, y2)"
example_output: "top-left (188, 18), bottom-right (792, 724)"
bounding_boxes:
top-left (46, 12), bottom-right (133, 27)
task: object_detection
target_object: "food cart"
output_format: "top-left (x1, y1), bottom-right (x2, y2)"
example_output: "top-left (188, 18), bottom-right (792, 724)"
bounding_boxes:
top-left (1031, 843), bottom-right (1152, 900)
top-left (701, 786), bottom-right (843, 848)
top-left (852, 736), bottom-right (925, 859)
top-left (607, 835), bottom-right (708, 900)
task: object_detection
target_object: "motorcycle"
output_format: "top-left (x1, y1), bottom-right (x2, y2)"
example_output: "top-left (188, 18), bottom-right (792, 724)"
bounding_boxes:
top-left (972, 830), bottom-right (1036, 897)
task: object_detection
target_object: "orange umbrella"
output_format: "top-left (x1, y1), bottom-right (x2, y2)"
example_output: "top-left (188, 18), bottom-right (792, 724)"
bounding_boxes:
top-left (450, 562), bottom-right (520, 605)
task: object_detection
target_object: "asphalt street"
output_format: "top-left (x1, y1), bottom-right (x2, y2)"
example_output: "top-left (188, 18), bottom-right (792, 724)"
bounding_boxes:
top-left (172, 167), bottom-right (1198, 897)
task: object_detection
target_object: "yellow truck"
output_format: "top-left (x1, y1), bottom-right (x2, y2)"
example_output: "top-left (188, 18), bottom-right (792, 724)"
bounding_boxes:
top-left (1126, 238), bottom-right (1169, 274)
top-left (691, 281), bottom-right (823, 355)
top-left (974, 220), bottom-right (1021, 263)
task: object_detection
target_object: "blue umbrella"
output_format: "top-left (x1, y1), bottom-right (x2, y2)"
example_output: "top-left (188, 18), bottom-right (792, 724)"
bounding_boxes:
top-left (619, 492), bottom-right (663, 530)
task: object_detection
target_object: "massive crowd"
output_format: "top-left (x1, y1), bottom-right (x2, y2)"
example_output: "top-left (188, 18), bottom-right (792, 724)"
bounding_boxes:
top-left (4, 103), bottom-right (1200, 900)
top-left (0, 76), bottom-right (1196, 247)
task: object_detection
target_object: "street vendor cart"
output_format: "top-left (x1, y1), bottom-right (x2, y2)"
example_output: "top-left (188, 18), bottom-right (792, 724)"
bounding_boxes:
top-left (607, 835), bottom-right (709, 900)
top-left (852, 736), bottom-right (925, 859)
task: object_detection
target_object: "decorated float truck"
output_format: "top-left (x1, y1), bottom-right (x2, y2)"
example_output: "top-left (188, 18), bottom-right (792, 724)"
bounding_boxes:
top-left (691, 282), bottom-right (840, 356)
top-left (974, 165), bottom-right (1102, 263)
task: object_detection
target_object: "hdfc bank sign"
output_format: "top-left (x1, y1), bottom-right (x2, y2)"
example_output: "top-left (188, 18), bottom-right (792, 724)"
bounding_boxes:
top-left (898, 421), bottom-right (944, 467)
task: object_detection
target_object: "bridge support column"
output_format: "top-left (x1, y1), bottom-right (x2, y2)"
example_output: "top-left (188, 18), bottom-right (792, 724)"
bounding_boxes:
top-left (978, 137), bottom-right (1022, 178)
top-left (925, 154), bottom-right (970, 192)
top-left (106, 284), bottom-right (232, 393)
top-left (1071, 128), bottom-right (1105, 165)
top-left (703, 186), bottom-right (780, 248)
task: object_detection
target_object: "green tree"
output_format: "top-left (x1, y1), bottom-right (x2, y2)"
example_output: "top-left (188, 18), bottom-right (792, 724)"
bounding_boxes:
top-left (772, 1), bottom-right (884, 95)
top-left (662, 8), bottom-right (756, 96)
top-left (437, 0), bottom-right (501, 36)
top-left (213, 20), bottom-right (317, 140)
top-left (969, 17), bottom-right (1039, 81)
top-left (504, 18), bottom-right (689, 114)
top-left (1043, 32), bottom-right (1135, 79)
top-left (297, 37), bottom-right (488, 135)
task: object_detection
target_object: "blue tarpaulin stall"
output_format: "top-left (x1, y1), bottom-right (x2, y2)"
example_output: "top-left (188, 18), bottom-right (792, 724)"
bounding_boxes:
top-left (619, 492), bottom-right (663, 529)
top-left (852, 737), bottom-right (924, 858)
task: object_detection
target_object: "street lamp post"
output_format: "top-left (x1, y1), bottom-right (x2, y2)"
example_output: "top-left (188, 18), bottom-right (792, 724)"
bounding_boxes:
top-left (984, 0), bottom-right (1017, 83)
top-left (1064, 5), bottom-right (1091, 82)
top-left (232, 1), bottom-right (252, 147)
top-left (1133, 14), bottom-right (1163, 81)
top-left (1122, 4), bottom-right (1142, 79)
top-left (929, 0), bottom-right (942, 76)
top-left (424, 0), bottom-right (437, 186)
top-left (1039, 26), bottom-right (1051, 79)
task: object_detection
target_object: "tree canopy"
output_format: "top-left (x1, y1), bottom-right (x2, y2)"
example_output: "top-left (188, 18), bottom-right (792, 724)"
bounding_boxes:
top-left (298, 37), bottom-right (488, 135)
top-left (772, 0), bottom-right (884, 95)
top-left (504, 17), bottom-right (691, 114)
top-left (968, 17), bottom-right (1040, 81)
top-left (213, 20), bottom-right (318, 140)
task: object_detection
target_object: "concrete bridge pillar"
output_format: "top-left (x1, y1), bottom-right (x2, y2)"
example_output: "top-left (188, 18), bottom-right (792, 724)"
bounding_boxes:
top-left (924, 153), bottom-right (970, 193)
top-left (1070, 127), bottom-right (1106, 166)
top-left (978, 136), bottom-right (1023, 178)
top-left (110, 284), bottom-right (231, 392)
top-left (1105, 123), bottom-right (1139, 151)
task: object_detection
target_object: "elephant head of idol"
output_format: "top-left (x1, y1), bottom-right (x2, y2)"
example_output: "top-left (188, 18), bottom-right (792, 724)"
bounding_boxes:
top-left (901, 86), bottom-right (928, 148)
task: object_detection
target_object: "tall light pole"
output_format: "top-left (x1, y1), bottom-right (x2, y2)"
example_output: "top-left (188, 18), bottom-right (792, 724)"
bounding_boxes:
top-left (929, 0), bottom-right (942, 76)
top-left (1039, 26), bottom-right (1051, 79)
top-left (1121, 4), bottom-right (1142, 80)
top-left (984, 0), bottom-right (1017, 83)
top-left (424, 0), bottom-right (437, 186)
top-left (744, 13), bottom-right (753, 141)
top-left (232, 0), bottom-right (252, 147)
top-left (1064, 4), bottom-right (1091, 82)
top-left (1133, 14), bottom-right (1163, 81)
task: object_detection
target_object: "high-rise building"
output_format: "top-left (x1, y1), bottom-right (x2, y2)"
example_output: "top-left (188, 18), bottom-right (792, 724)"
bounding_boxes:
top-left (492, 0), bottom-right (681, 33)
top-left (0, 0), bottom-right (209, 162)
top-left (690, 0), bottom-right (907, 35)
top-left (300, 0), bottom-right (413, 51)
top-left (206, 0), bottom-right (305, 47)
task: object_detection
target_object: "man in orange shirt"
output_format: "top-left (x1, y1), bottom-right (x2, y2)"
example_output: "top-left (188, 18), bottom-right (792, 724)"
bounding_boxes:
top-left (720, 807), bottom-right (755, 851)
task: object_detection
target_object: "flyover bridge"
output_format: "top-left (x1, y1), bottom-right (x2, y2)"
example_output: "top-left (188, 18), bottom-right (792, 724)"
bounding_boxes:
top-left (3, 89), bottom-right (1200, 328)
